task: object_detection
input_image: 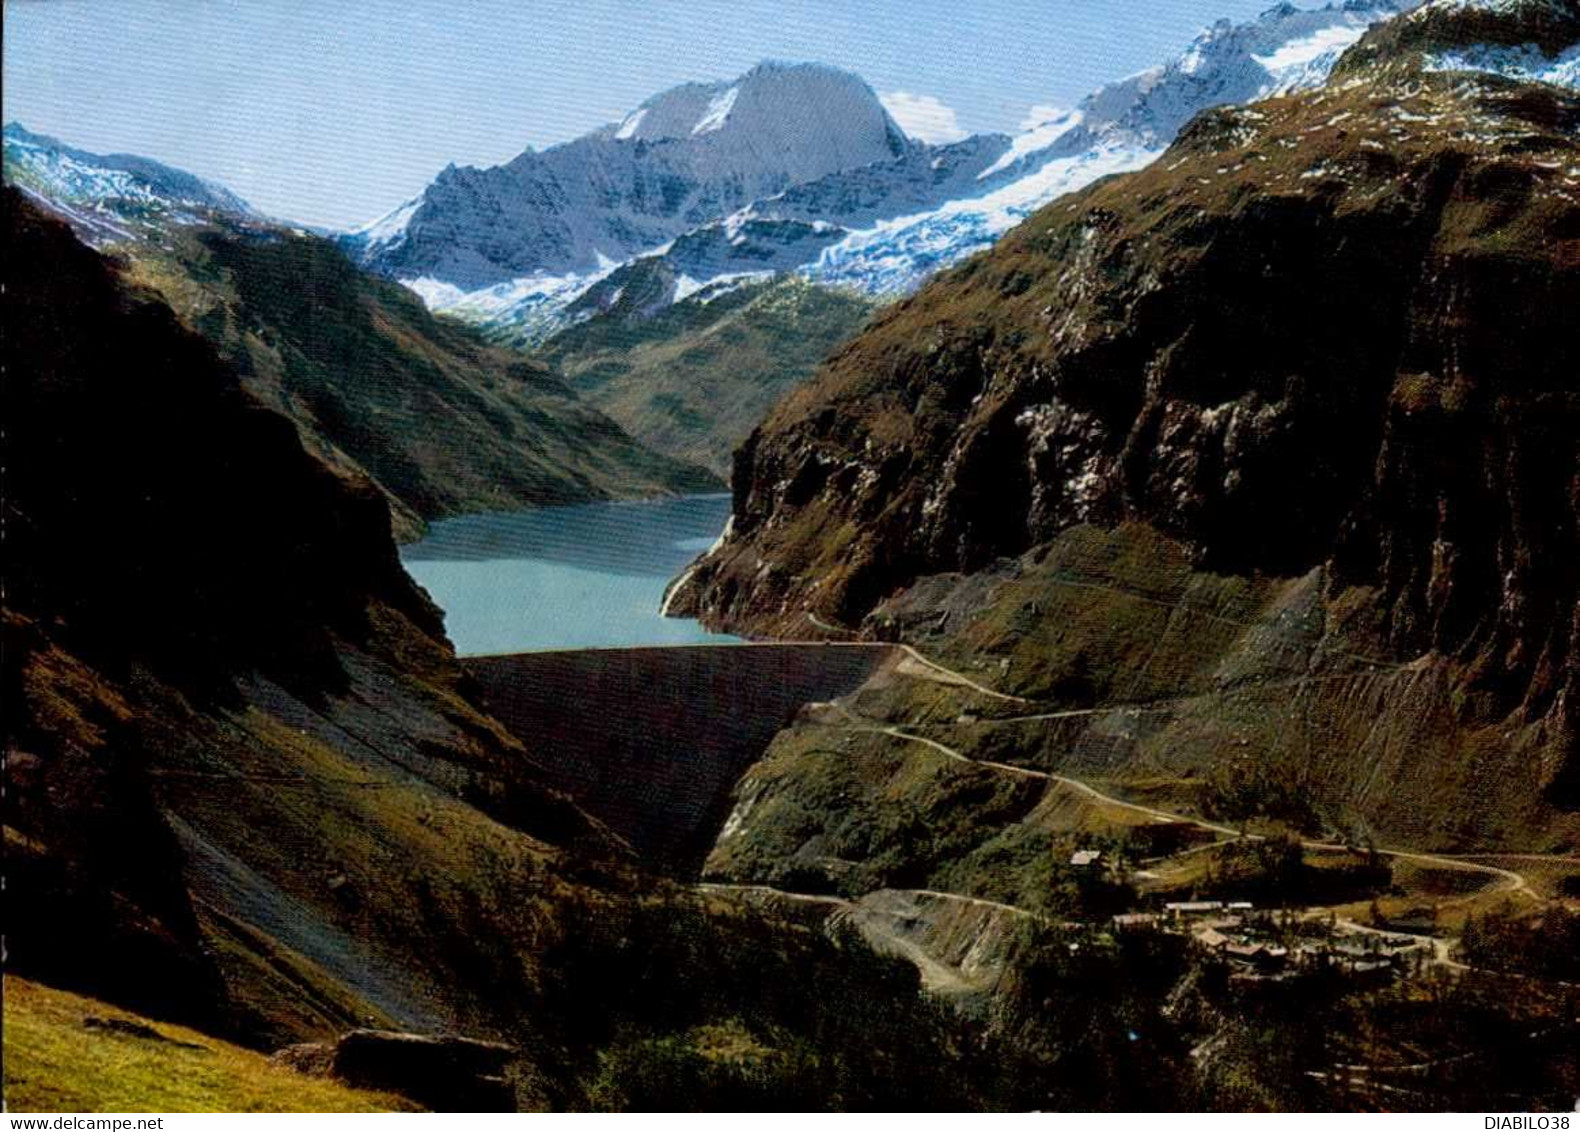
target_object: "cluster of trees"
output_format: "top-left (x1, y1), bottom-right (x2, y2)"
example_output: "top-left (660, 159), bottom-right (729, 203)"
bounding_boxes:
top-left (986, 923), bottom-right (1197, 1109)
top-left (1461, 902), bottom-right (1580, 982)
top-left (535, 895), bottom-right (984, 1110)
top-left (1198, 837), bottom-right (1391, 907)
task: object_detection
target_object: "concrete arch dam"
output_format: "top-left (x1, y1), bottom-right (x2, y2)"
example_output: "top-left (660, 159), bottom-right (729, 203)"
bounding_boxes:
top-left (464, 644), bottom-right (891, 876)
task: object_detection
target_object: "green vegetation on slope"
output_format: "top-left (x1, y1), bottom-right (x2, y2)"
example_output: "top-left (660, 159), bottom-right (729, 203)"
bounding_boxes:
top-left (537, 276), bottom-right (875, 477)
top-left (123, 225), bottom-right (718, 538)
top-left (2, 977), bottom-right (416, 1113)
top-left (708, 523), bottom-right (1573, 919)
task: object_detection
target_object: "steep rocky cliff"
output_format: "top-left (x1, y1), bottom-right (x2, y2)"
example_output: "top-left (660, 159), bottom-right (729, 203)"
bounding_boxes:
top-left (3, 188), bottom-right (614, 1033)
top-left (671, 5), bottom-right (1580, 844)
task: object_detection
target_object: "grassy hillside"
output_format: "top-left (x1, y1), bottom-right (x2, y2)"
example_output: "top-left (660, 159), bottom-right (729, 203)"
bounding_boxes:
top-left (2, 977), bottom-right (417, 1113)
top-left (705, 524), bottom-right (1577, 915)
top-left (121, 226), bottom-right (718, 539)
top-left (537, 276), bottom-right (875, 478)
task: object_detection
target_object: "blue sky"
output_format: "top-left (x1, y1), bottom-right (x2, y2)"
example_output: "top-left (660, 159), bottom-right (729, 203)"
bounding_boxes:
top-left (6, 0), bottom-right (1316, 229)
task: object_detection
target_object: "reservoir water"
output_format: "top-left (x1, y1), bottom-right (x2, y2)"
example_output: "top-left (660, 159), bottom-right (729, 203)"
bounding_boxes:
top-left (400, 494), bottom-right (741, 655)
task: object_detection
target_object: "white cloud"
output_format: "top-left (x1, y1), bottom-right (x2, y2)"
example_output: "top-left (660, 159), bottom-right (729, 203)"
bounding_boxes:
top-left (1019, 103), bottom-right (1068, 132)
top-left (879, 90), bottom-right (968, 144)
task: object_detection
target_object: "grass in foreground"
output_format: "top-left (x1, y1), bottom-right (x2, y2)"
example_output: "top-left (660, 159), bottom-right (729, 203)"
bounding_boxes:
top-left (2, 976), bottom-right (418, 1113)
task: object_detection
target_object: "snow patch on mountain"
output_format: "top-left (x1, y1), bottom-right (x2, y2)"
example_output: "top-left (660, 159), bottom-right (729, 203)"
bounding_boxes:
top-left (1257, 24), bottom-right (1371, 73)
top-left (351, 195), bottom-right (422, 249)
top-left (978, 110), bottom-right (1084, 180)
top-left (614, 108), bottom-right (648, 140)
top-left (406, 267), bottom-right (610, 339)
top-left (1424, 41), bottom-right (1580, 87)
top-left (348, 61), bottom-right (910, 289)
top-left (4, 122), bottom-right (253, 217)
top-left (1414, 0), bottom-right (1566, 15)
top-left (374, 0), bottom-right (1415, 330)
top-left (402, 248), bottom-right (650, 340)
top-left (797, 0), bottom-right (1410, 296)
top-left (692, 87), bottom-right (739, 135)
top-left (674, 270), bottom-right (774, 303)
top-left (806, 139), bottom-right (1158, 294)
top-left (3, 121), bottom-right (257, 245)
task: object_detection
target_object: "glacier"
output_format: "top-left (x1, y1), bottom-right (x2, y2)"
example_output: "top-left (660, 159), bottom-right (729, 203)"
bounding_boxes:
top-left (795, 0), bottom-right (1409, 297)
top-left (349, 0), bottom-right (1415, 336)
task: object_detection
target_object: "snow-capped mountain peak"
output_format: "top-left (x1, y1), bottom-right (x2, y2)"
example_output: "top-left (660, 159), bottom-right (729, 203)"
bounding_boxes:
top-left (352, 0), bottom-right (1420, 337)
top-left (344, 60), bottom-right (911, 291)
top-left (3, 121), bottom-right (257, 243)
top-left (4, 122), bottom-right (253, 214)
top-left (1073, 0), bottom-right (1414, 146)
top-left (598, 61), bottom-right (906, 151)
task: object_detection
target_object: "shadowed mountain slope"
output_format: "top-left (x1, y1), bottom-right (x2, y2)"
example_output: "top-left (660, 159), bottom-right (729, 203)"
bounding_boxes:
top-left (669, 10), bottom-right (1580, 848)
top-left (3, 187), bottom-right (616, 1038)
top-left (125, 226), bottom-right (720, 539)
top-left (4, 128), bottom-right (720, 540)
top-left (1, 191), bottom-right (990, 1110)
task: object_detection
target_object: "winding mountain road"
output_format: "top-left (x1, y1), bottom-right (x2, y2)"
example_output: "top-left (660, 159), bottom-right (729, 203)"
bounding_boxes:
top-left (803, 613), bottom-right (1034, 703)
top-left (695, 880), bottom-right (1041, 993)
top-left (687, 628), bottom-right (1571, 994)
top-left (831, 707), bottom-right (1541, 907)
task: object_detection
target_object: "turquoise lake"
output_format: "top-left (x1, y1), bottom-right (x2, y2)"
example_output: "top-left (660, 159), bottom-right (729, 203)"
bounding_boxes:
top-left (400, 494), bottom-right (742, 655)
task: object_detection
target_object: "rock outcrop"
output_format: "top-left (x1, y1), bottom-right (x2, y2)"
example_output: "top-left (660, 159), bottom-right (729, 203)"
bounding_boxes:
top-left (277, 1029), bottom-right (516, 1111)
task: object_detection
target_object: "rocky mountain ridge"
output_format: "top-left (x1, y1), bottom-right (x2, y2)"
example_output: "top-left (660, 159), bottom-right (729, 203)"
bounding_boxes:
top-left (667, 1), bottom-right (1580, 842)
top-left (363, 0), bottom-right (1415, 341)
top-left (796, 0), bottom-right (1419, 294)
top-left (3, 121), bottom-right (257, 240)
